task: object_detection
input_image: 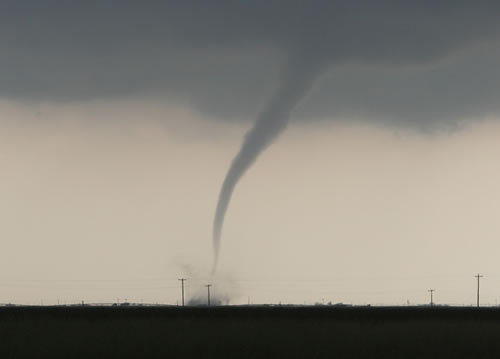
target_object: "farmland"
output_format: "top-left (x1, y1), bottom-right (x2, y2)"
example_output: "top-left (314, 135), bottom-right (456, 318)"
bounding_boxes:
top-left (2, 306), bottom-right (500, 358)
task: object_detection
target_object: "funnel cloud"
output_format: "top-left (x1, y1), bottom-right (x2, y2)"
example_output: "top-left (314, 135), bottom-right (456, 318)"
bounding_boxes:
top-left (213, 57), bottom-right (326, 270)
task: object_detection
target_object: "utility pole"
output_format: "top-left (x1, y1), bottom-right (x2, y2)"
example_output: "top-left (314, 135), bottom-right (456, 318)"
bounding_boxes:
top-left (428, 289), bottom-right (435, 306)
top-left (475, 274), bottom-right (483, 307)
top-left (178, 278), bottom-right (186, 307)
top-left (205, 284), bottom-right (212, 306)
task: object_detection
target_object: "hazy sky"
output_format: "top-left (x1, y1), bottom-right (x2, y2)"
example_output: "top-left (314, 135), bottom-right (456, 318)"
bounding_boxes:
top-left (1, 1), bottom-right (500, 306)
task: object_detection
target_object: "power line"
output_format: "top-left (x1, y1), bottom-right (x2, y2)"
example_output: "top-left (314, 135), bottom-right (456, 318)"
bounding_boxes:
top-left (178, 278), bottom-right (186, 307)
top-left (428, 289), bottom-right (435, 306)
top-left (205, 284), bottom-right (212, 306)
top-left (475, 274), bottom-right (483, 308)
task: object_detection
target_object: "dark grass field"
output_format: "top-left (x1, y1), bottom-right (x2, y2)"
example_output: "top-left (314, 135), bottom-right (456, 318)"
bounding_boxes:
top-left (2, 306), bottom-right (500, 358)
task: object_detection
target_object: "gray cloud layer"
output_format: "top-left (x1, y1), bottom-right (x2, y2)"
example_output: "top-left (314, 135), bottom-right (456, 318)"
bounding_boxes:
top-left (2, 1), bottom-right (500, 125)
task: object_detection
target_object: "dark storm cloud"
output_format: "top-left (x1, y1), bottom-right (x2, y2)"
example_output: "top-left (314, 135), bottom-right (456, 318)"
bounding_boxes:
top-left (1, 1), bottom-right (500, 123)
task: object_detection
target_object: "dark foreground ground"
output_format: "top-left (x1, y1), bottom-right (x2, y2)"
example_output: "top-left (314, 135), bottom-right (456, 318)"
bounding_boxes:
top-left (2, 306), bottom-right (500, 358)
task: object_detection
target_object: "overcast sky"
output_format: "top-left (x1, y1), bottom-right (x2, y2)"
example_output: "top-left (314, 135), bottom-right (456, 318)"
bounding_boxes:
top-left (1, 1), bottom-right (500, 306)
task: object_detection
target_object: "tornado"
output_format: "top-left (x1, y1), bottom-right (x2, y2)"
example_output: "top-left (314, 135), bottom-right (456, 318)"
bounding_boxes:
top-left (212, 56), bottom-right (325, 273)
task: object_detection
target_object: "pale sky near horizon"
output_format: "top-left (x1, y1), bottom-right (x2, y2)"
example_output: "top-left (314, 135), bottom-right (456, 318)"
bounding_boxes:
top-left (2, 1), bottom-right (500, 306)
top-left (1, 100), bottom-right (499, 306)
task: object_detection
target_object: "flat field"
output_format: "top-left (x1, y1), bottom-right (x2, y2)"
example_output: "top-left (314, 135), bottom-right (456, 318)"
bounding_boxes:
top-left (2, 306), bottom-right (500, 358)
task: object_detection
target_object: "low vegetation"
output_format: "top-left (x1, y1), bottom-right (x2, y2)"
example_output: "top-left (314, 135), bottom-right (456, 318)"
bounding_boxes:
top-left (1, 306), bottom-right (500, 358)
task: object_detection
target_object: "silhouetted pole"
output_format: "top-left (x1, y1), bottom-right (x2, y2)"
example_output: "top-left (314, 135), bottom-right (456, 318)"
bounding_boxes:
top-left (205, 284), bottom-right (212, 306)
top-left (475, 274), bottom-right (483, 307)
top-left (428, 289), bottom-right (435, 306)
top-left (178, 278), bottom-right (186, 306)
